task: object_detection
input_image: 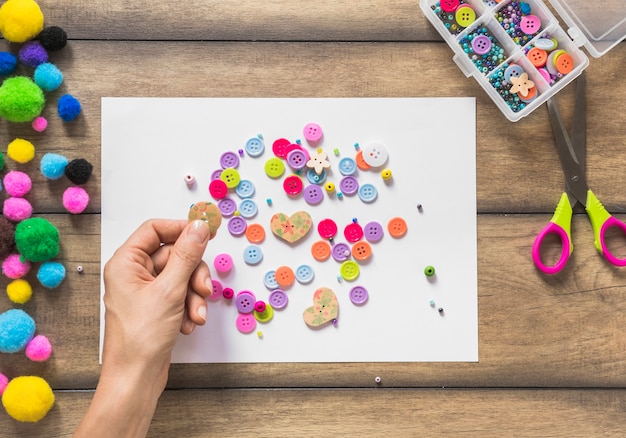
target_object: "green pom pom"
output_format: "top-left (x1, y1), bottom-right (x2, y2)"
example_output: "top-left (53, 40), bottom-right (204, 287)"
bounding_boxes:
top-left (0, 76), bottom-right (45, 122)
top-left (14, 218), bottom-right (60, 262)
top-left (0, 151), bottom-right (4, 171)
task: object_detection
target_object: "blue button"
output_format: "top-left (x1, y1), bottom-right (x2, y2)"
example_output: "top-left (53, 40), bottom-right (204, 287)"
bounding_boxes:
top-left (358, 183), bottom-right (378, 203)
top-left (238, 199), bottom-right (258, 218)
top-left (295, 264), bottom-right (315, 284)
top-left (236, 180), bottom-right (255, 198)
top-left (245, 137), bottom-right (265, 157)
top-left (263, 270), bottom-right (278, 290)
top-left (307, 168), bottom-right (326, 185)
top-left (504, 64), bottom-right (524, 83)
top-left (243, 245), bottom-right (263, 265)
top-left (338, 157), bottom-right (356, 176)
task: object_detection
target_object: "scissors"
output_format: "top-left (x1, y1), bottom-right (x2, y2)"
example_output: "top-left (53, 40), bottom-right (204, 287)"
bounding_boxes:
top-left (532, 73), bottom-right (626, 274)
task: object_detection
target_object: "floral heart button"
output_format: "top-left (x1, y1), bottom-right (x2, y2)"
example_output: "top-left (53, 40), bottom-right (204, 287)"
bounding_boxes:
top-left (188, 201), bottom-right (222, 239)
top-left (270, 211), bottom-right (313, 244)
top-left (303, 287), bottom-right (339, 328)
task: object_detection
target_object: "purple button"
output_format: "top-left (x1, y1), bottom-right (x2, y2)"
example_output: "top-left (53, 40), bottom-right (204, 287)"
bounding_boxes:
top-left (363, 221), bottom-right (384, 242)
top-left (303, 184), bottom-right (324, 205)
top-left (268, 289), bottom-right (288, 310)
top-left (220, 151), bottom-right (240, 169)
top-left (349, 286), bottom-right (368, 305)
top-left (287, 149), bottom-right (308, 170)
top-left (218, 197), bottom-right (237, 217)
top-left (228, 216), bottom-right (247, 236)
top-left (235, 290), bottom-right (256, 313)
top-left (339, 176), bottom-right (359, 196)
top-left (471, 35), bottom-right (491, 55)
top-left (211, 169), bottom-right (223, 180)
top-left (331, 242), bottom-right (351, 262)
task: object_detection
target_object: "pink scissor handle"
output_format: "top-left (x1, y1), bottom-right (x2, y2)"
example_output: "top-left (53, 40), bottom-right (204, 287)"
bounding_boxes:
top-left (599, 216), bottom-right (626, 266)
top-left (532, 221), bottom-right (571, 275)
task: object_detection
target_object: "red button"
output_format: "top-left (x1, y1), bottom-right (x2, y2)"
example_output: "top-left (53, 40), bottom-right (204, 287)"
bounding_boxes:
top-left (344, 222), bottom-right (364, 243)
top-left (318, 218), bottom-right (338, 239)
top-left (272, 138), bottom-right (291, 158)
top-left (283, 175), bottom-right (303, 195)
top-left (209, 179), bottom-right (228, 199)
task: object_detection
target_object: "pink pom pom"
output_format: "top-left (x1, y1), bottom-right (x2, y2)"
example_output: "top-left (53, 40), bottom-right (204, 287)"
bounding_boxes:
top-left (0, 373), bottom-right (8, 395)
top-left (4, 171), bottom-right (32, 197)
top-left (3, 197), bottom-right (33, 222)
top-left (62, 186), bottom-right (89, 214)
top-left (25, 335), bottom-right (53, 362)
top-left (32, 116), bottom-right (48, 132)
top-left (2, 253), bottom-right (31, 279)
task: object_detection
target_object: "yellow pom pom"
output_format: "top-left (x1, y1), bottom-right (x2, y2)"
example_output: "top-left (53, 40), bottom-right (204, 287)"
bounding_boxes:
top-left (7, 279), bottom-right (32, 304)
top-left (7, 138), bottom-right (35, 164)
top-left (0, 0), bottom-right (44, 43)
top-left (2, 376), bottom-right (55, 422)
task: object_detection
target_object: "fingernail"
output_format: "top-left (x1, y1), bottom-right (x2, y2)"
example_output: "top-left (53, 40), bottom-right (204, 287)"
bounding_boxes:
top-left (188, 220), bottom-right (210, 243)
top-left (197, 305), bottom-right (207, 323)
top-left (205, 278), bottom-right (214, 296)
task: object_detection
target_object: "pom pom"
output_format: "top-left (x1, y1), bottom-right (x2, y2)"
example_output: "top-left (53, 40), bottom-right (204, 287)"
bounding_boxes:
top-left (37, 26), bottom-right (67, 51)
top-left (0, 216), bottom-right (16, 259)
top-left (0, 52), bottom-right (17, 76)
top-left (14, 218), bottom-right (60, 262)
top-left (65, 158), bottom-right (93, 185)
top-left (62, 186), bottom-right (89, 214)
top-left (2, 253), bottom-right (31, 279)
top-left (0, 76), bottom-right (45, 122)
top-left (0, 151), bottom-right (4, 171)
top-left (0, 308), bottom-right (35, 353)
top-left (7, 139), bottom-right (35, 164)
top-left (0, 373), bottom-right (8, 395)
top-left (3, 197), bottom-right (33, 222)
top-left (34, 62), bottom-right (63, 92)
top-left (40, 153), bottom-right (68, 180)
top-left (37, 261), bottom-right (65, 289)
top-left (0, 0), bottom-right (44, 43)
top-left (4, 170), bottom-right (32, 196)
top-left (57, 94), bottom-right (81, 122)
top-left (25, 335), bottom-right (52, 361)
top-left (6, 278), bottom-right (32, 304)
top-left (18, 40), bottom-right (47, 68)
top-left (1, 376), bottom-right (55, 422)
top-left (32, 115), bottom-right (47, 132)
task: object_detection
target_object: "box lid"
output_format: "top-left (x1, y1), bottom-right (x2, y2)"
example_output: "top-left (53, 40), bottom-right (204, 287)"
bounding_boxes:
top-left (549, 0), bottom-right (626, 57)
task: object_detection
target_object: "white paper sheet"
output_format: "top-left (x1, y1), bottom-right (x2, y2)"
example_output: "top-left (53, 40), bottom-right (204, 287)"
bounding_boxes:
top-left (101, 97), bottom-right (477, 363)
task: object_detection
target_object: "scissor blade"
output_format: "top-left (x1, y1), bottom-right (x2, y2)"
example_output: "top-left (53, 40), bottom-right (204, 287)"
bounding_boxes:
top-left (571, 73), bottom-right (586, 174)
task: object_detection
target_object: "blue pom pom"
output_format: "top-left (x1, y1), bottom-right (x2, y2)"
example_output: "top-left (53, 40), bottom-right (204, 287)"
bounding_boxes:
top-left (0, 52), bottom-right (17, 76)
top-left (57, 94), bottom-right (81, 122)
top-left (34, 62), bottom-right (63, 92)
top-left (40, 153), bottom-right (69, 180)
top-left (37, 261), bottom-right (66, 289)
top-left (0, 309), bottom-right (36, 353)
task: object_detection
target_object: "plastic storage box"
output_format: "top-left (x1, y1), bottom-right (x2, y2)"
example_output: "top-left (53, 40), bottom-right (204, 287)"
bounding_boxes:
top-left (420, 0), bottom-right (626, 121)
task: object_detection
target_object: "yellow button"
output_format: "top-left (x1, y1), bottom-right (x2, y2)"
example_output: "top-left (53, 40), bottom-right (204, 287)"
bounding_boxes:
top-left (264, 157), bottom-right (285, 178)
top-left (340, 260), bottom-right (360, 281)
top-left (220, 168), bottom-right (240, 188)
top-left (455, 5), bottom-right (476, 28)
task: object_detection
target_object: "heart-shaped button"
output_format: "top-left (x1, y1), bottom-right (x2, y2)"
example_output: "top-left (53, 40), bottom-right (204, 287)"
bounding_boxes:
top-left (188, 201), bottom-right (222, 239)
top-left (270, 211), bottom-right (313, 244)
top-left (303, 287), bottom-right (339, 328)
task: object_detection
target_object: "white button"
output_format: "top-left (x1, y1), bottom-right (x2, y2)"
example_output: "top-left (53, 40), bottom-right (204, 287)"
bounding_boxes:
top-left (362, 143), bottom-right (388, 167)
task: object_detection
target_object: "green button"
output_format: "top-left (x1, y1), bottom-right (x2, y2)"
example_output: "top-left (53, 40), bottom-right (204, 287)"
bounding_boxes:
top-left (340, 260), bottom-right (360, 282)
top-left (264, 157), bottom-right (285, 178)
top-left (220, 168), bottom-right (241, 189)
top-left (254, 303), bottom-right (274, 323)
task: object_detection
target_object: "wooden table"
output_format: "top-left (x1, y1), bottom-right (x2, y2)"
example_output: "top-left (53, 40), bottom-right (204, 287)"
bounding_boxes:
top-left (3, 1), bottom-right (625, 435)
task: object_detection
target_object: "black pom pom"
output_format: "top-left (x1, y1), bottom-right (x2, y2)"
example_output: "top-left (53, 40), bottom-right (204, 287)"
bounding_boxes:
top-left (0, 215), bottom-right (16, 259)
top-left (65, 158), bottom-right (93, 185)
top-left (38, 26), bottom-right (68, 51)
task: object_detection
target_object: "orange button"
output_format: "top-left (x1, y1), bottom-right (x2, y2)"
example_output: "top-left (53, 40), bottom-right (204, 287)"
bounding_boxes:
top-left (555, 52), bottom-right (574, 74)
top-left (311, 240), bottom-right (331, 261)
top-left (387, 217), bottom-right (407, 238)
top-left (517, 85), bottom-right (537, 100)
top-left (527, 47), bottom-right (547, 68)
top-left (355, 150), bottom-right (371, 171)
top-left (245, 223), bottom-right (266, 243)
top-left (275, 265), bottom-right (295, 288)
top-left (351, 241), bottom-right (372, 261)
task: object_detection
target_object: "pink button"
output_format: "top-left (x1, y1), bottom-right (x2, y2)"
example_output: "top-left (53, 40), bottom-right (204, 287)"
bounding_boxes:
top-left (209, 179), bottom-right (228, 199)
top-left (344, 222), bottom-right (364, 243)
top-left (520, 15), bottom-right (541, 35)
top-left (303, 123), bottom-right (323, 143)
top-left (283, 175), bottom-right (303, 195)
top-left (213, 253), bottom-right (233, 273)
top-left (318, 218), bottom-right (338, 239)
top-left (236, 313), bottom-right (257, 334)
top-left (440, 0), bottom-right (459, 13)
top-left (209, 279), bottom-right (223, 301)
top-left (272, 138), bottom-right (291, 158)
top-left (254, 301), bottom-right (266, 313)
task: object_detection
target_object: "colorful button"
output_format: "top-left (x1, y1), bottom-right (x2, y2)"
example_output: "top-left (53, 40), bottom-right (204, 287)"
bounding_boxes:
top-left (303, 184), bottom-right (324, 205)
top-left (307, 168), bottom-right (326, 185)
top-left (362, 143), bottom-right (388, 168)
top-left (303, 122), bottom-right (323, 143)
top-left (287, 149), bottom-right (308, 170)
top-left (339, 176), bottom-right (359, 195)
top-left (243, 244), bottom-right (263, 265)
top-left (358, 184), bottom-right (378, 203)
top-left (236, 313), bottom-right (257, 333)
top-left (283, 175), bottom-right (303, 196)
top-left (351, 241), bottom-right (372, 262)
top-left (363, 221), bottom-right (384, 243)
top-left (471, 35), bottom-right (491, 55)
top-left (254, 300), bottom-right (266, 313)
top-left (209, 279), bottom-right (223, 301)
top-left (265, 157), bottom-right (285, 178)
top-left (222, 287), bottom-right (234, 299)
top-left (504, 64), bottom-right (524, 82)
top-left (318, 218), bottom-right (338, 239)
top-left (235, 180), bottom-right (255, 198)
top-left (275, 265), bottom-right (295, 288)
top-left (332, 242), bottom-right (351, 262)
top-left (220, 168), bottom-right (241, 189)
top-left (535, 38), bottom-right (557, 51)
top-left (440, 0), bottom-right (459, 13)
top-left (355, 150), bottom-right (371, 171)
top-left (220, 151), bottom-right (240, 169)
top-left (254, 303), bottom-right (274, 323)
top-left (263, 270), bottom-right (278, 290)
top-left (245, 137), bottom-right (265, 157)
top-left (214, 253), bottom-right (234, 273)
top-left (527, 47), bottom-right (547, 68)
top-left (455, 5), bottom-right (476, 28)
top-left (238, 199), bottom-right (258, 219)
top-left (349, 286), bottom-right (368, 305)
top-left (295, 264), bottom-right (315, 284)
top-left (387, 217), bottom-right (407, 238)
top-left (344, 222), bottom-right (363, 243)
top-left (555, 52), bottom-right (574, 74)
top-left (245, 223), bottom-right (266, 243)
top-left (520, 14), bottom-right (541, 35)
top-left (338, 157), bottom-right (357, 176)
top-left (340, 260), bottom-right (360, 281)
top-left (272, 138), bottom-right (290, 158)
top-left (210, 169), bottom-right (223, 181)
top-left (235, 290), bottom-right (256, 313)
top-left (311, 240), bottom-right (331, 261)
top-left (209, 179), bottom-right (228, 199)
top-left (217, 197), bottom-right (237, 217)
top-left (228, 216), bottom-right (247, 236)
top-left (268, 289), bottom-right (288, 310)
top-left (538, 67), bottom-right (551, 83)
